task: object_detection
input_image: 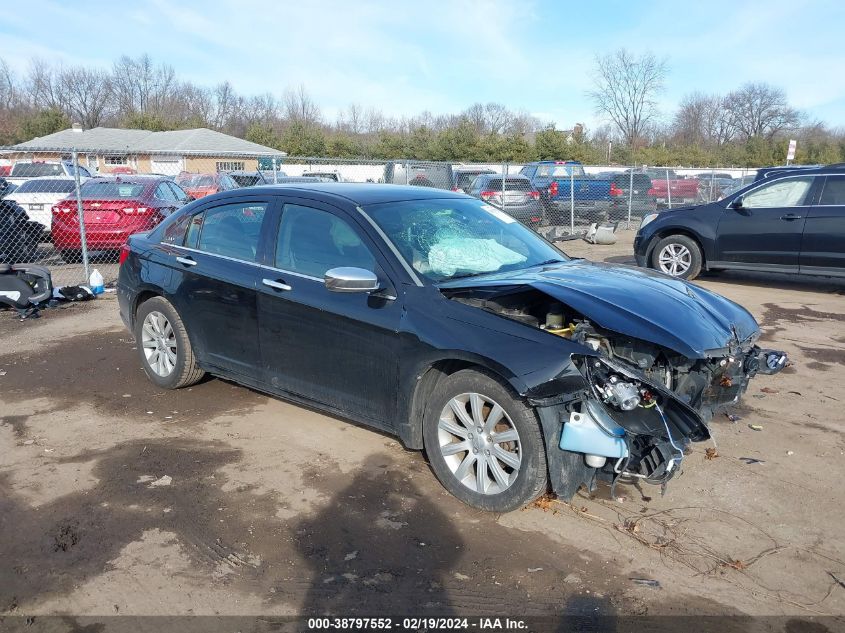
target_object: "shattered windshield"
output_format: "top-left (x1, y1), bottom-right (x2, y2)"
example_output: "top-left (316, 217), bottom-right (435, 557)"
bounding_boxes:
top-left (363, 198), bottom-right (567, 282)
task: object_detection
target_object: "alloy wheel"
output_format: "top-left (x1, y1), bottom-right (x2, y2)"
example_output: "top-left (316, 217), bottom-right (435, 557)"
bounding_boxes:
top-left (437, 392), bottom-right (522, 495)
top-left (141, 310), bottom-right (177, 377)
top-left (658, 243), bottom-right (692, 276)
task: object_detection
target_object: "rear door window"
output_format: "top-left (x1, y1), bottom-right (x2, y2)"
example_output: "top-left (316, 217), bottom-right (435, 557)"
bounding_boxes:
top-left (156, 183), bottom-right (178, 202)
top-left (818, 176), bottom-right (845, 205)
top-left (194, 202), bottom-right (269, 262)
top-left (161, 213), bottom-right (193, 245)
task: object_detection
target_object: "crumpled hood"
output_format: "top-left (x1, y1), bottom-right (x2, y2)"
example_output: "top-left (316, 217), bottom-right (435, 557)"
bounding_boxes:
top-left (443, 260), bottom-right (759, 358)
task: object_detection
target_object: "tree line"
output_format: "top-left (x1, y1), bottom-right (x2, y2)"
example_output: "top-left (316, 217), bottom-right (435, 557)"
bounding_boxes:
top-left (0, 52), bottom-right (842, 166)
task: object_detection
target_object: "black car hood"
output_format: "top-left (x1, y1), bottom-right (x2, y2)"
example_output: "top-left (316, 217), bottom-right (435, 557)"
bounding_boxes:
top-left (441, 259), bottom-right (759, 359)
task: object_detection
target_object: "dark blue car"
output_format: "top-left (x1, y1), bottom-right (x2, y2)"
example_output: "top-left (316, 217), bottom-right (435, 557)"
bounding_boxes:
top-left (635, 165), bottom-right (845, 280)
top-left (118, 183), bottom-right (786, 511)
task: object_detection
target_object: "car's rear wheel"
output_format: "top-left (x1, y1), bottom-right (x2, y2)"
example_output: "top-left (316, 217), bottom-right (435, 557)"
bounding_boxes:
top-left (423, 369), bottom-right (548, 512)
top-left (652, 234), bottom-right (702, 280)
top-left (135, 296), bottom-right (204, 389)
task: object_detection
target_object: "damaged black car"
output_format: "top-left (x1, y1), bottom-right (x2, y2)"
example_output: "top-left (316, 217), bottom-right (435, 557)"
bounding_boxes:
top-left (117, 184), bottom-right (787, 512)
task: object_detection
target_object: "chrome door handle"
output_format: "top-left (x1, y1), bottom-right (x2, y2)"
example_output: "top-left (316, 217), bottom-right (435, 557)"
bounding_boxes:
top-left (176, 256), bottom-right (197, 266)
top-left (262, 278), bottom-right (292, 291)
top-left (781, 213), bottom-right (802, 220)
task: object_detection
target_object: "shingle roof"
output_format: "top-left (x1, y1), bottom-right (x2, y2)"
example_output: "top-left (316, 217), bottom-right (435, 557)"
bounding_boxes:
top-left (13, 127), bottom-right (286, 156)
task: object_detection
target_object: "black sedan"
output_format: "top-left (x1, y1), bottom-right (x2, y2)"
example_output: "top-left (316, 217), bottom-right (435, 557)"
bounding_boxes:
top-left (118, 184), bottom-right (786, 512)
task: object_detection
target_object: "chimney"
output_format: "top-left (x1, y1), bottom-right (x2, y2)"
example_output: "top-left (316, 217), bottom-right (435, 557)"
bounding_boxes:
top-left (72, 123), bottom-right (83, 133)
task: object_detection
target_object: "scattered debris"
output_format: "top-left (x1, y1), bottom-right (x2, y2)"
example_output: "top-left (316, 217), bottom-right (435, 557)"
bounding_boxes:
top-left (22, 439), bottom-right (34, 446)
top-left (344, 551), bottom-right (358, 561)
top-left (454, 572), bottom-right (470, 581)
top-left (748, 424), bottom-right (764, 431)
top-left (630, 578), bottom-right (661, 588)
top-left (148, 475), bottom-right (172, 488)
top-left (0, 370), bottom-right (6, 376)
top-left (829, 572), bottom-right (845, 590)
top-left (787, 391), bottom-right (802, 396)
top-left (705, 447), bottom-right (719, 460)
top-left (136, 475), bottom-right (156, 484)
top-left (760, 387), bottom-right (779, 394)
top-left (527, 567), bottom-right (543, 573)
top-left (720, 375), bottom-right (733, 387)
top-left (725, 413), bottom-right (741, 423)
top-left (531, 493), bottom-right (557, 513)
top-left (721, 559), bottom-right (748, 571)
top-left (739, 457), bottom-right (765, 465)
top-left (122, 394), bottom-right (131, 398)
top-left (563, 574), bottom-right (582, 585)
top-left (787, 451), bottom-right (795, 456)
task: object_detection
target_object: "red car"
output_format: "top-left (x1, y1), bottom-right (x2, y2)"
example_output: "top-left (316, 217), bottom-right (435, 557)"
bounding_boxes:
top-left (175, 172), bottom-right (239, 199)
top-left (52, 176), bottom-right (192, 262)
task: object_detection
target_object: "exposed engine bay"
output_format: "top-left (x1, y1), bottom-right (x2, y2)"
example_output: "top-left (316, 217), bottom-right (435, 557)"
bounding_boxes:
top-left (444, 286), bottom-right (788, 496)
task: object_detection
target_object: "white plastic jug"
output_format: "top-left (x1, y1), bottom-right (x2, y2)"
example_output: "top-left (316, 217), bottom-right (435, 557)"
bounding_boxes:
top-left (89, 269), bottom-right (104, 295)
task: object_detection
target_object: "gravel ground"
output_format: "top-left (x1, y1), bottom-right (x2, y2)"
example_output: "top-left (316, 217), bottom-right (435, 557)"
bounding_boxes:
top-left (1, 230), bottom-right (844, 626)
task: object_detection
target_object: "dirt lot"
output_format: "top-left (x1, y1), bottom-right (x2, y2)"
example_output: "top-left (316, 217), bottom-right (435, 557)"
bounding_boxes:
top-left (1, 230), bottom-right (844, 626)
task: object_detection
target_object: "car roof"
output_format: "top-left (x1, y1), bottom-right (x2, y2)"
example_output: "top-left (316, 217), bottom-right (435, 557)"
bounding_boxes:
top-left (204, 182), bottom-right (468, 206)
top-left (757, 165), bottom-right (845, 180)
top-left (86, 175), bottom-right (163, 183)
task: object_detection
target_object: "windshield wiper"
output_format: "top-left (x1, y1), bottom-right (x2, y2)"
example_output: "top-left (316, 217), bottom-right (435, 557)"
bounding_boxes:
top-left (532, 258), bottom-right (567, 267)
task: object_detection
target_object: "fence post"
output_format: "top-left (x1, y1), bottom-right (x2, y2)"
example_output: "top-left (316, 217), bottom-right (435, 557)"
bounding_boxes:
top-left (271, 157), bottom-right (278, 183)
top-left (627, 168), bottom-right (633, 228)
top-left (71, 148), bottom-right (90, 284)
top-left (666, 167), bottom-right (672, 209)
top-left (569, 168), bottom-right (575, 233)
top-left (501, 162), bottom-right (507, 209)
top-left (404, 160), bottom-right (409, 185)
top-left (709, 167), bottom-right (715, 202)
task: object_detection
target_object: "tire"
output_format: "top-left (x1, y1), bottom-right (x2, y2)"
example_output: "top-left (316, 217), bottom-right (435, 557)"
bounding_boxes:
top-left (422, 369), bottom-right (548, 512)
top-left (135, 296), bottom-right (205, 390)
top-left (651, 234), bottom-right (703, 280)
top-left (60, 249), bottom-right (82, 264)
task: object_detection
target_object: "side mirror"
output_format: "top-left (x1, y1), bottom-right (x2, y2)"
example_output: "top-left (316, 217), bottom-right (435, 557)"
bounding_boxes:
top-left (324, 267), bottom-right (380, 293)
top-left (730, 196), bottom-right (744, 210)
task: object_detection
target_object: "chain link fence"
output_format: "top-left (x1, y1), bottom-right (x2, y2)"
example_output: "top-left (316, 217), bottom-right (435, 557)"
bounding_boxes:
top-left (0, 147), bottom-right (762, 288)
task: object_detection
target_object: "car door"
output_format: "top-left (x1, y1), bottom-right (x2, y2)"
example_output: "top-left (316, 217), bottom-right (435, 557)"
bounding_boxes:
top-left (256, 198), bottom-right (403, 427)
top-left (171, 196), bottom-right (275, 379)
top-left (714, 175), bottom-right (818, 270)
top-left (800, 175), bottom-right (845, 276)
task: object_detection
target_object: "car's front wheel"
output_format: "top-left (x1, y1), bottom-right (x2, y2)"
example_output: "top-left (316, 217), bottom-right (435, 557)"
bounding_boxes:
top-left (651, 234), bottom-right (703, 279)
top-left (135, 296), bottom-right (205, 389)
top-left (423, 369), bottom-right (548, 512)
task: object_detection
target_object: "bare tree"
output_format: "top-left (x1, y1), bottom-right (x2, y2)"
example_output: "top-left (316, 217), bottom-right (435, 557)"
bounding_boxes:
top-left (58, 66), bottom-right (114, 128)
top-left (283, 84), bottom-right (320, 124)
top-left (673, 92), bottom-right (735, 146)
top-left (588, 49), bottom-right (667, 148)
top-left (724, 82), bottom-right (800, 139)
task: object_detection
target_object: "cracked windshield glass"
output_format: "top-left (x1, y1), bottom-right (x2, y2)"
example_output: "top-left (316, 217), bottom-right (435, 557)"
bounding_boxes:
top-left (364, 198), bottom-right (568, 281)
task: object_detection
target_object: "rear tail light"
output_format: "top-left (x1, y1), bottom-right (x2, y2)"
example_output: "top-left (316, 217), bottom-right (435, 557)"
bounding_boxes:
top-left (52, 203), bottom-right (75, 215)
top-left (451, 187), bottom-right (460, 192)
top-left (610, 182), bottom-right (624, 197)
top-left (648, 187), bottom-right (657, 196)
top-left (122, 206), bottom-right (149, 215)
top-left (119, 243), bottom-right (131, 266)
top-left (548, 181), bottom-right (559, 197)
top-left (479, 191), bottom-right (496, 201)
top-left (530, 216), bottom-right (541, 223)
top-left (528, 191), bottom-right (540, 200)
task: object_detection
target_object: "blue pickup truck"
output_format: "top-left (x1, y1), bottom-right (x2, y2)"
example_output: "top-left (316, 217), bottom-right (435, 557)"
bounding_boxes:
top-left (519, 161), bottom-right (614, 223)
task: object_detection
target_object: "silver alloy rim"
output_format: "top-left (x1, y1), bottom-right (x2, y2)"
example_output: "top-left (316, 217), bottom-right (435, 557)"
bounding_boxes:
top-left (658, 243), bottom-right (692, 276)
top-left (141, 311), bottom-right (177, 377)
top-left (438, 393), bottom-right (522, 495)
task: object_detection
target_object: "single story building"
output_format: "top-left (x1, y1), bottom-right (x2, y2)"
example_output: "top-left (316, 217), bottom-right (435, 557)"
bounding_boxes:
top-left (7, 125), bottom-right (286, 175)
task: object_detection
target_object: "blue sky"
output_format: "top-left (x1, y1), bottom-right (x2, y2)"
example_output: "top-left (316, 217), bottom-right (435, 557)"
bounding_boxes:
top-left (1, 0), bottom-right (843, 130)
